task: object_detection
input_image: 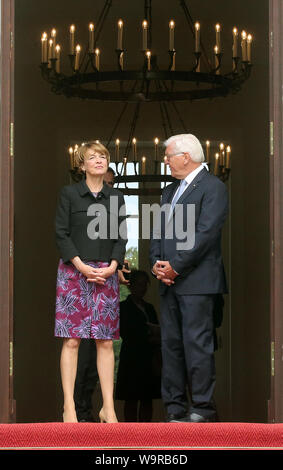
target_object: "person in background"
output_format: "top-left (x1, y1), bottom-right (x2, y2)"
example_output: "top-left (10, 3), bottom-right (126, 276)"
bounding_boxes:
top-left (115, 270), bottom-right (162, 422)
top-left (55, 142), bottom-right (127, 423)
top-left (74, 165), bottom-right (130, 422)
top-left (103, 166), bottom-right (116, 187)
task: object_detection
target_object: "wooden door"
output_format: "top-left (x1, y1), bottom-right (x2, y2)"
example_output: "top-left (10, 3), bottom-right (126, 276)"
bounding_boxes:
top-left (269, 0), bottom-right (283, 423)
top-left (0, 0), bottom-right (15, 423)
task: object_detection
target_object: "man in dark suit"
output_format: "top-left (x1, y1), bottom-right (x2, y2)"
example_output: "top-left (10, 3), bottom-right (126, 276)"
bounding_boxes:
top-left (150, 134), bottom-right (228, 423)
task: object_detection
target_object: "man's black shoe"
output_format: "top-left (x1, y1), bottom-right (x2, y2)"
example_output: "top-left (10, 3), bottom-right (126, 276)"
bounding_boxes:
top-left (187, 412), bottom-right (216, 423)
top-left (166, 413), bottom-right (189, 423)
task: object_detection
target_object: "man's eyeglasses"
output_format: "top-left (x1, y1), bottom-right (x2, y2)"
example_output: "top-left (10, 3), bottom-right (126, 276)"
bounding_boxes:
top-left (163, 152), bottom-right (186, 162)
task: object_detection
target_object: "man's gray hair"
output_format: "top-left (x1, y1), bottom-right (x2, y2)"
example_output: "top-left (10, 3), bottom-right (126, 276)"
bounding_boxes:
top-left (164, 134), bottom-right (205, 163)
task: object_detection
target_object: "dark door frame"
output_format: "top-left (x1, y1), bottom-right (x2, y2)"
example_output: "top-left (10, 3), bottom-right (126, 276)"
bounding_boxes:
top-left (0, 0), bottom-right (14, 423)
top-left (269, 0), bottom-right (283, 423)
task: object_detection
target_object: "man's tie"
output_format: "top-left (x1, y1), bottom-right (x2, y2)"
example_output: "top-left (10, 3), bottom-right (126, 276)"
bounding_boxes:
top-left (168, 179), bottom-right (187, 220)
top-left (170, 179), bottom-right (187, 211)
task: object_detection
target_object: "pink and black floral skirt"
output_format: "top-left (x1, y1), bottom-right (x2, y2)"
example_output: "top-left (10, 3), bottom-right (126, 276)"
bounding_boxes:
top-left (55, 259), bottom-right (120, 340)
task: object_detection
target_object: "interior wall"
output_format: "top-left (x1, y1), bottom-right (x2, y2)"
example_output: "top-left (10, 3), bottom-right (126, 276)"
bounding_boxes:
top-left (14, 0), bottom-right (269, 422)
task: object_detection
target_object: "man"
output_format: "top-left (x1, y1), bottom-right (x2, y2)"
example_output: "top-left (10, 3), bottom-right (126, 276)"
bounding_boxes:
top-left (150, 134), bottom-right (228, 423)
top-left (74, 166), bottom-right (130, 422)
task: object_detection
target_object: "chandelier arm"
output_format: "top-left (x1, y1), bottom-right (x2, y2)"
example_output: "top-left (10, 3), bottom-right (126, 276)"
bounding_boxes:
top-left (161, 101), bottom-right (174, 136)
top-left (125, 101), bottom-right (141, 158)
top-left (106, 78), bottom-right (140, 147)
top-left (169, 100), bottom-right (188, 133)
top-left (144, 0), bottom-right (152, 49)
top-left (179, 0), bottom-right (212, 73)
top-left (93, 0), bottom-right (113, 47)
top-left (159, 102), bottom-right (169, 140)
top-left (156, 78), bottom-right (175, 135)
top-left (160, 79), bottom-right (188, 132)
top-left (154, 79), bottom-right (169, 139)
top-left (106, 102), bottom-right (128, 148)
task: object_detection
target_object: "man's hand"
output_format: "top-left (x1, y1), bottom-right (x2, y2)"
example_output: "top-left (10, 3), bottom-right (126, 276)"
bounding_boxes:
top-left (152, 261), bottom-right (177, 285)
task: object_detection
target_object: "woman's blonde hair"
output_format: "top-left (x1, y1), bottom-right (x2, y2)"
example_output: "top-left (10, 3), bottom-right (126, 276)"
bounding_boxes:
top-left (74, 141), bottom-right (110, 170)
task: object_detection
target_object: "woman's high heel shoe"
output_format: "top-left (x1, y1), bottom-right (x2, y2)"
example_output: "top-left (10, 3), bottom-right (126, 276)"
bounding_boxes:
top-left (99, 409), bottom-right (118, 423)
top-left (99, 409), bottom-right (106, 423)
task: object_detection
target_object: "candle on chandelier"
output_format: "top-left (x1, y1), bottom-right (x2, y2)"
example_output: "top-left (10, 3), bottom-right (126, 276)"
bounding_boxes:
top-left (142, 20), bottom-right (148, 50)
top-left (74, 44), bottom-right (81, 71)
top-left (164, 156), bottom-right (167, 175)
top-left (117, 20), bottom-right (123, 49)
top-left (48, 39), bottom-right (53, 67)
top-left (233, 27), bottom-right (238, 58)
top-left (55, 45), bottom-right (61, 73)
top-left (119, 51), bottom-right (124, 70)
top-left (95, 48), bottom-right (100, 70)
top-left (51, 29), bottom-right (56, 56)
top-left (132, 138), bottom-right (137, 161)
top-left (69, 147), bottom-right (74, 169)
top-left (214, 45), bottom-right (220, 73)
top-left (154, 137), bottom-right (159, 161)
top-left (123, 157), bottom-right (127, 175)
top-left (41, 32), bottom-right (48, 62)
top-left (247, 34), bottom-right (252, 62)
top-left (169, 20), bottom-right (175, 51)
top-left (205, 140), bottom-right (210, 163)
top-left (214, 153), bottom-right (220, 175)
top-left (215, 24), bottom-right (221, 52)
top-left (141, 156), bottom-right (146, 175)
top-left (226, 145), bottom-right (231, 168)
top-left (146, 50), bottom-right (151, 71)
top-left (115, 138), bottom-right (120, 162)
top-left (89, 23), bottom-right (95, 53)
top-left (70, 25), bottom-right (75, 55)
top-left (241, 30), bottom-right (247, 61)
top-left (195, 22), bottom-right (200, 53)
top-left (219, 143), bottom-right (225, 166)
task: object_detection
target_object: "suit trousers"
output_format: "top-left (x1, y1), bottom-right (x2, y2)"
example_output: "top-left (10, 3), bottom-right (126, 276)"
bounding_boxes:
top-left (74, 339), bottom-right (99, 421)
top-left (160, 287), bottom-right (216, 417)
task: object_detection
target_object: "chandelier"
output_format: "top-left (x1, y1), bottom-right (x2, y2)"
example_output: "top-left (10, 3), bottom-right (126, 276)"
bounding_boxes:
top-left (40, 0), bottom-right (251, 191)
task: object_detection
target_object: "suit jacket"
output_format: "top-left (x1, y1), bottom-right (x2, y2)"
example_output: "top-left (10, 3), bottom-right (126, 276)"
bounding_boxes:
top-left (150, 168), bottom-right (228, 295)
top-left (55, 178), bottom-right (127, 266)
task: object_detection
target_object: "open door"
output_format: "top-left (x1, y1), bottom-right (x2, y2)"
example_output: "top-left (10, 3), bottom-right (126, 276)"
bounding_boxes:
top-left (0, 0), bottom-right (15, 423)
top-left (269, 0), bottom-right (283, 423)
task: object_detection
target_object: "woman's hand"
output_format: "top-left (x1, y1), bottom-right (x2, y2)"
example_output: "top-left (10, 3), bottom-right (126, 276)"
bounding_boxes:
top-left (90, 265), bottom-right (116, 284)
top-left (79, 263), bottom-right (107, 285)
top-left (71, 257), bottom-right (118, 285)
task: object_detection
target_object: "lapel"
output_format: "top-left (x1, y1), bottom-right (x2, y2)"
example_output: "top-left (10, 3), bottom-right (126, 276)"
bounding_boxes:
top-left (162, 180), bottom-right (179, 205)
top-left (178, 168), bottom-right (207, 205)
top-left (170, 168), bottom-right (208, 220)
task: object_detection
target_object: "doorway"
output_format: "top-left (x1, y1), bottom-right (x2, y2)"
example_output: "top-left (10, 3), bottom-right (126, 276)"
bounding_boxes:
top-left (1, 0), bottom-right (282, 423)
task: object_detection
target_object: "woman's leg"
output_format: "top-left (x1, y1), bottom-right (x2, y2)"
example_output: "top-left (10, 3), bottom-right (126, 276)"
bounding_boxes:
top-left (96, 339), bottom-right (118, 423)
top-left (60, 337), bottom-right (81, 422)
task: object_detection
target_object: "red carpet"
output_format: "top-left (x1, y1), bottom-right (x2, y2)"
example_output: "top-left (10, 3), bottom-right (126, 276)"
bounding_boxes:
top-left (0, 422), bottom-right (282, 450)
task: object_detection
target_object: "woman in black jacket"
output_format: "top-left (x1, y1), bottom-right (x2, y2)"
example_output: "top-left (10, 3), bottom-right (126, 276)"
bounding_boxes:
top-left (55, 141), bottom-right (127, 423)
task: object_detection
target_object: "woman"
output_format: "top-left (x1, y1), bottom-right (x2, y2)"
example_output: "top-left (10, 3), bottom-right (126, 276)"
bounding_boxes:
top-left (55, 141), bottom-right (127, 423)
top-left (115, 270), bottom-right (161, 422)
